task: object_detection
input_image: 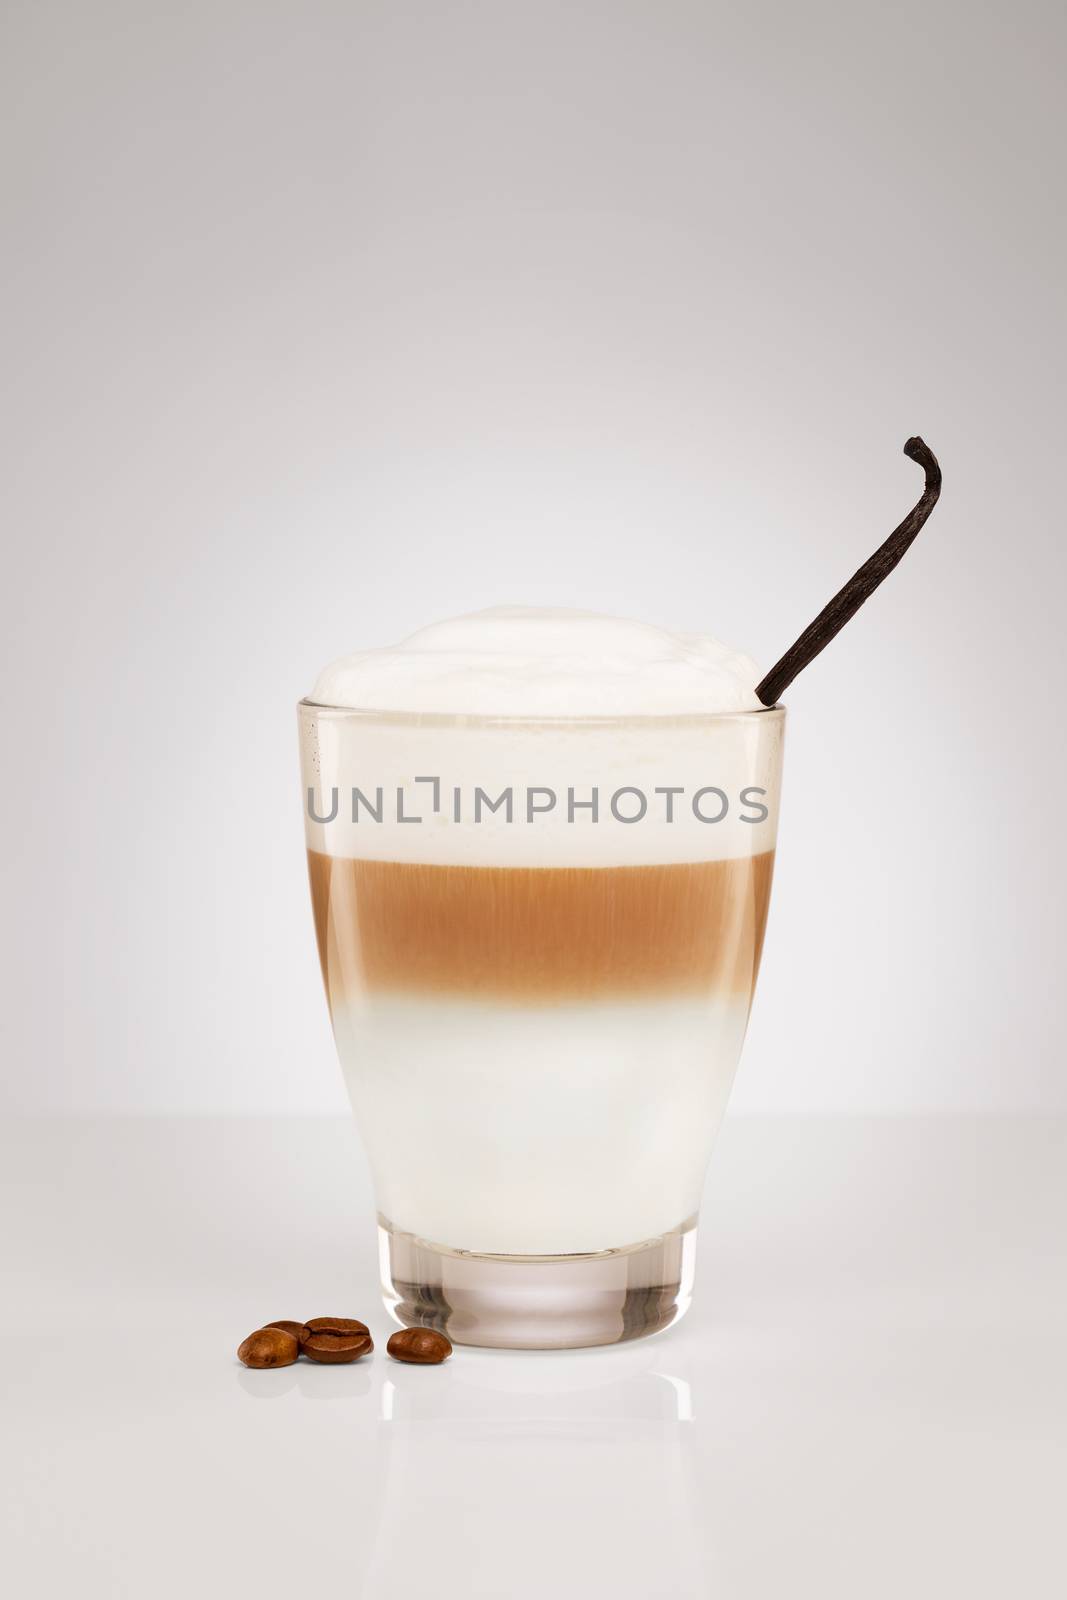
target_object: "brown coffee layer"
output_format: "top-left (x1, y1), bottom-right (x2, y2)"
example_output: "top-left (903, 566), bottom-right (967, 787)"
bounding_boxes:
top-left (308, 850), bottom-right (775, 1003)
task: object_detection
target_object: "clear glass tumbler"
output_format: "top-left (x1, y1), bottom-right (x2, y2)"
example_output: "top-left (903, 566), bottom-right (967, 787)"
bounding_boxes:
top-left (299, 701), bottom-right (785, 1348)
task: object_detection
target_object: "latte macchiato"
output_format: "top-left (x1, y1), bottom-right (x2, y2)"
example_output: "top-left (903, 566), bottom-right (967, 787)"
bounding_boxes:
top-left (300, 608), bottom-right (784, 1347)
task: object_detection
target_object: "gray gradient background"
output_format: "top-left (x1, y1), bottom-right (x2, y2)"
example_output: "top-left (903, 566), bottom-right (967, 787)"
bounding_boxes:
top-left (3, 0), bottom-right (1063, 1114)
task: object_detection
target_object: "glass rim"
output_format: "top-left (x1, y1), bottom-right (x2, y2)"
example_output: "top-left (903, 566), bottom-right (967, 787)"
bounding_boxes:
top-left (298, 697), bottom-right (785, 730)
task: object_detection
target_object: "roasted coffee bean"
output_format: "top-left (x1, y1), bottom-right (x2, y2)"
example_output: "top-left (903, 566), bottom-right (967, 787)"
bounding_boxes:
top-left (238, 1326), bottom-right (300, 1368)
top-left (302, 1315), bottom-right (370, 1338)
top-left (266, 1320), bottom-right (305, 1340)
top-left (387, 1328), bottom-right (452, 1365)
top-left (301, 1332), bottom-right (373, 1363)
top-left (300, 1316), bottom-right (373, 1364)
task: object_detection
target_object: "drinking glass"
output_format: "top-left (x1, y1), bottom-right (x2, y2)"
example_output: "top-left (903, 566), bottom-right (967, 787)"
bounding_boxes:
top-left (299, 701), bottom-right (785, 1348)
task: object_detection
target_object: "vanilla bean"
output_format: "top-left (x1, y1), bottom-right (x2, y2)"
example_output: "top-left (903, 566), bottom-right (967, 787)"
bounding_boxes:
top-left (755, 437), bottom-right (942, 706)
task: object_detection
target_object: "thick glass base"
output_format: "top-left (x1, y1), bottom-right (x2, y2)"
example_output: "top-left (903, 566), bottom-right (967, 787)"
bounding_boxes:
top-left (378, 1216), bottom-right (697, 1350)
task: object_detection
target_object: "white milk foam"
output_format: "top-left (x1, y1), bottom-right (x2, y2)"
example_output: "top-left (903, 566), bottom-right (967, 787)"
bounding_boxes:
top-left (303, 608), bottom-right (779, 868)
top-left (311, 606), bottom-right (763, 717)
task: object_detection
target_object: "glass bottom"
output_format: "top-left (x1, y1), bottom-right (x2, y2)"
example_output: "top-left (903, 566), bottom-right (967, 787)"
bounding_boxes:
top-left (378, 1215), bottom-right (697, 1350)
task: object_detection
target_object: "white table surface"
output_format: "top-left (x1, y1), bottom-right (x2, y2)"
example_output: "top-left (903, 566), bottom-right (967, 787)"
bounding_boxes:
top-left (4, 1115), bottom-right (1065, 1598)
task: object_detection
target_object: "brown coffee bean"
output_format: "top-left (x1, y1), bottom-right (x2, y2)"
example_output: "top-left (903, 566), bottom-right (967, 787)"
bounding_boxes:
top-left (302, 1316), bottom-right (370, 1338)
top-left (387, 1328), bottom-right (452, 1365)
top-left (266, 1320), bottom-right (305, 1340)
top-left (238, 1326), bottom-right (299, 1368)
top-left (300, 1316), bottom-right (373, 1364)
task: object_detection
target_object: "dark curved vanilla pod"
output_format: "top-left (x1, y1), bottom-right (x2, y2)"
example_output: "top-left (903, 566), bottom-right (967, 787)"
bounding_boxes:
top-left (387, 1328), bottom-right (452, 1364)
top-left (756, 437), bottom-right (942, 706)
top-left (238, 1326), bottom-right (300, 1368)
top-left (300, 1316), bottom-right (373, 1363)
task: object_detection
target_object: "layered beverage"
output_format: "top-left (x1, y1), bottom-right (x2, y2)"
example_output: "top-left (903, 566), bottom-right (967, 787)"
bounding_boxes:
top-left (299, 609), bottom-right (784, 1348)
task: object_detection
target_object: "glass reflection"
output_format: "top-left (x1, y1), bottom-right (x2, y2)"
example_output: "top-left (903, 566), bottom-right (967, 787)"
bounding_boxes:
top-left (366, 1349), bottom-right (709, 1600)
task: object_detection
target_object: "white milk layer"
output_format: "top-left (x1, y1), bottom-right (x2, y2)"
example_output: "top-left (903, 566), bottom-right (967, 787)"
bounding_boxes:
top-left (332, 992), bottom-right (752, 1254)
